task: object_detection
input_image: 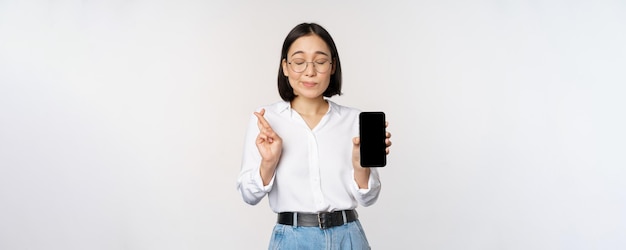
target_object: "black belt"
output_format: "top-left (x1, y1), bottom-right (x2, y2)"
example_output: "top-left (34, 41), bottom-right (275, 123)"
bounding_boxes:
top-left (277, 210), bottom-right (358, 229)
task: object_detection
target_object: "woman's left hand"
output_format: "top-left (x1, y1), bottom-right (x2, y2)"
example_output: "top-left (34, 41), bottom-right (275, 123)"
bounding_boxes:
top-left (351, 122), bottom-right (391, 188)
top-left (351, 122), bottom-right (392, 188)
top-left (352, 122), bottom-right (392, 167)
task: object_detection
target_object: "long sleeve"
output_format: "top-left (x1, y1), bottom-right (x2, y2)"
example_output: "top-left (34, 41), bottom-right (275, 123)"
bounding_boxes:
top-left (351, 168), bottom-right (381, 207)
top-left (236, 114), bottom-right (274, 205)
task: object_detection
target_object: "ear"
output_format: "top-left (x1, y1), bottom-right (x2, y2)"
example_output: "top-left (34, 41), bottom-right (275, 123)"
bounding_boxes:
top-left (282, 58), bottom-right (289, 76)
top-left (331, 58), bottom-right (337, 75)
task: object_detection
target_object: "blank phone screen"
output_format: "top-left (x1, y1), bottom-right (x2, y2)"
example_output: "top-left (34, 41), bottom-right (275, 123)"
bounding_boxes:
top-left (359, 112), bottom-right (386, 167)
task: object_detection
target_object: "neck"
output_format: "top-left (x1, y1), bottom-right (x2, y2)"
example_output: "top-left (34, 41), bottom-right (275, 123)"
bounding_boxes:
top-left (291, 97), bottom-right (328, 116)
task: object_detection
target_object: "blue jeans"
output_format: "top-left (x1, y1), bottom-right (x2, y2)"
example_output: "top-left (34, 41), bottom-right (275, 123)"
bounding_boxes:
top-left (268, 220), bottom-right (371, 250)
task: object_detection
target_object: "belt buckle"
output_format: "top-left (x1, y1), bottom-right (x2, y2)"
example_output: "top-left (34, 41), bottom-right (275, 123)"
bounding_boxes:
top-left (318, 212), bottom-right (330, 229)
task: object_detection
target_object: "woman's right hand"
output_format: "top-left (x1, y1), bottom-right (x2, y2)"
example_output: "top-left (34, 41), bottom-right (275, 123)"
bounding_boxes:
top-left (254, 109), bottom-right (283, 171)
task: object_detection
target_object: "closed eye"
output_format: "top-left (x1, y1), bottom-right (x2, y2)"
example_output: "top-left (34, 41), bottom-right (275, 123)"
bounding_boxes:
top-left (291, 59), bottom-right (306, 65)
top-left (315, 60), bottom-right (329, 65)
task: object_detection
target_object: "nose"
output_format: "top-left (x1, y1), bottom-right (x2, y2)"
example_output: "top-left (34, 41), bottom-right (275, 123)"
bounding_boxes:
top-left (304, 62), bottom-right (317, 76)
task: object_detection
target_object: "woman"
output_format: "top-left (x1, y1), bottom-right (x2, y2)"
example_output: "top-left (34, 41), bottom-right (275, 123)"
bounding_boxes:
top-left (237, 22), bottom-right (392, 249)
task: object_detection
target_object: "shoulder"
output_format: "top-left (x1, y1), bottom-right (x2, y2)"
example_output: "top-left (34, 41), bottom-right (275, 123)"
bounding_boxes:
top-left (255, 101), bottom-right (290, 114)
top-left (328, 100), bottom-right (361, 117)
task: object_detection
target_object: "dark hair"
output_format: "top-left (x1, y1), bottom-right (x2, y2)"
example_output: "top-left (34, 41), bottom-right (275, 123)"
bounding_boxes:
top-left (278, 23), bottom-right (342, 101)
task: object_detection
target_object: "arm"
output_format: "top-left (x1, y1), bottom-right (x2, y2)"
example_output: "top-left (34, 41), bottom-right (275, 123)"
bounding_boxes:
top-left (350, 123), bottom-right (392, 206)
top-left (254, 109), bottom-right (282, 185)
top-left (236, 109), bottom-right (282, 205)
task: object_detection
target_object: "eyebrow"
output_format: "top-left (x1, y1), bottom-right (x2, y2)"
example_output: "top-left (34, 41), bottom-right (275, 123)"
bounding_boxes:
top-left (290, 50), bottom-right (330, 57)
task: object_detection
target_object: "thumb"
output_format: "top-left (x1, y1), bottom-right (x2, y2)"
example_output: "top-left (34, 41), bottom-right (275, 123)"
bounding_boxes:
top-left (353, 137), bottom-right (360, 145)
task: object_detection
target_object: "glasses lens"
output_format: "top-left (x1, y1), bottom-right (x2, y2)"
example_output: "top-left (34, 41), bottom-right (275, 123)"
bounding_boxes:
top-left (290, 59), bottom-right (307, 73)
top-left (314, 60), bottom-right (330, 73)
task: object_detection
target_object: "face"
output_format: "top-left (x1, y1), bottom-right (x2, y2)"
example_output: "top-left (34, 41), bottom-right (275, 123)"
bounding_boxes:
top-left (282, 34), bottom-right (335, 100)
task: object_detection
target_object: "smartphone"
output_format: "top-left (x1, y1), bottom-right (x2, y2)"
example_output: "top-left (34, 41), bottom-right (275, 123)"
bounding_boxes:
top-left (359, 112), bottom-right (386, 167)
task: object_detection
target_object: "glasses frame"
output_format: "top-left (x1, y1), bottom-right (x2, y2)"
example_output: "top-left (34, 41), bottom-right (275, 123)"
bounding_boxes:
top-left (287, 59), bottom-right (333, 73)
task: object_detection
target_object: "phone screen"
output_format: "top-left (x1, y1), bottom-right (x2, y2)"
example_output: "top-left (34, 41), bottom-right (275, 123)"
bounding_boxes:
top-left (359, 112), bottom-right (386, 167)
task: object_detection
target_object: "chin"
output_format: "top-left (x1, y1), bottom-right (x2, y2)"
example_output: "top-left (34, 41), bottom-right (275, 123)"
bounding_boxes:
top-left (295, 91), bottom-right (325, 99)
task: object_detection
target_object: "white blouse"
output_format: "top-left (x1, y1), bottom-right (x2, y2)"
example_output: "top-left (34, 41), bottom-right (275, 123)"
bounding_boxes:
top-left (237, 100), bottom-right (381, 213)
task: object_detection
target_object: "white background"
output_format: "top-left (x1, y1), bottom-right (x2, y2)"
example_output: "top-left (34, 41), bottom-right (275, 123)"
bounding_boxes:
top-left (1, 1), bottom-right (625, 249)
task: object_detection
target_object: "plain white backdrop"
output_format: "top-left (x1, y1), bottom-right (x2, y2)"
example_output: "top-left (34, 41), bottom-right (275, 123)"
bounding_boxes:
top-left (1, 0), bottom-right (625, 249)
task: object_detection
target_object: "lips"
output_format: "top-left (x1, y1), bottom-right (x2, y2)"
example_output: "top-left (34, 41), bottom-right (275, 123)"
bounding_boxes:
top-left (302, 81), bottom-right (317, 87)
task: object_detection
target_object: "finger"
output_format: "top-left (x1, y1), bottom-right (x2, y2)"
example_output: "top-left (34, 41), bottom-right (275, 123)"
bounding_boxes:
top-left (254, 109), bottom-right (269, 129)
top-left (386, 132), bottom-right (391, 138)
top-left (259, 125), bottom-right (281, 144)
top-left (258, 127), bottom-right (275, 140)
top-left (253, 109), bottom-right (266, 121)
top-left (256, 134), bottom-right (266, 144)
top-left (386, 147), bottom-right (390, 155)
top-left (254, 113), bottom-right (264, 130)
top-left (261, 126), bottom-right (278, 139)
top-left (385, 121), bottom-right (389, 128)
top-left (256, 118), bottom-right (263, 131)
top-left (385, 138), bottom-right (392, 147)
top-left (353, 137), bottom-right (360, 145)
top-left (254, 109), bottom-right (272, 129)
top-left (255, 114), bottom-right (274, 133)
top-left (259, 135), bottom-right (271, 146)
top-left (255, 115), bottom-right (272, 133)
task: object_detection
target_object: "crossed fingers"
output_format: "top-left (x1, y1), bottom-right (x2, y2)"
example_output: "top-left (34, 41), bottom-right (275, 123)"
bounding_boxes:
top-left (254, 109), bottom-right (277, 143)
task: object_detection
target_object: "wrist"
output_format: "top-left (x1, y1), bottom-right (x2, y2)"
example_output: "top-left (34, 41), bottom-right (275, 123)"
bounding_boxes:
top-left (354, 166), bottom-right (370, 174)
top-left (260, 159), bottom-right (278, 170)
top-left (353, 167), bottom-right (370, 189)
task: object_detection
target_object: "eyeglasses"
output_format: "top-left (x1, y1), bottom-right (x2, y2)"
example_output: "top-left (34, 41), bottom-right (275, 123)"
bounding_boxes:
top-left (287, 58), bottom-right (333, 73)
